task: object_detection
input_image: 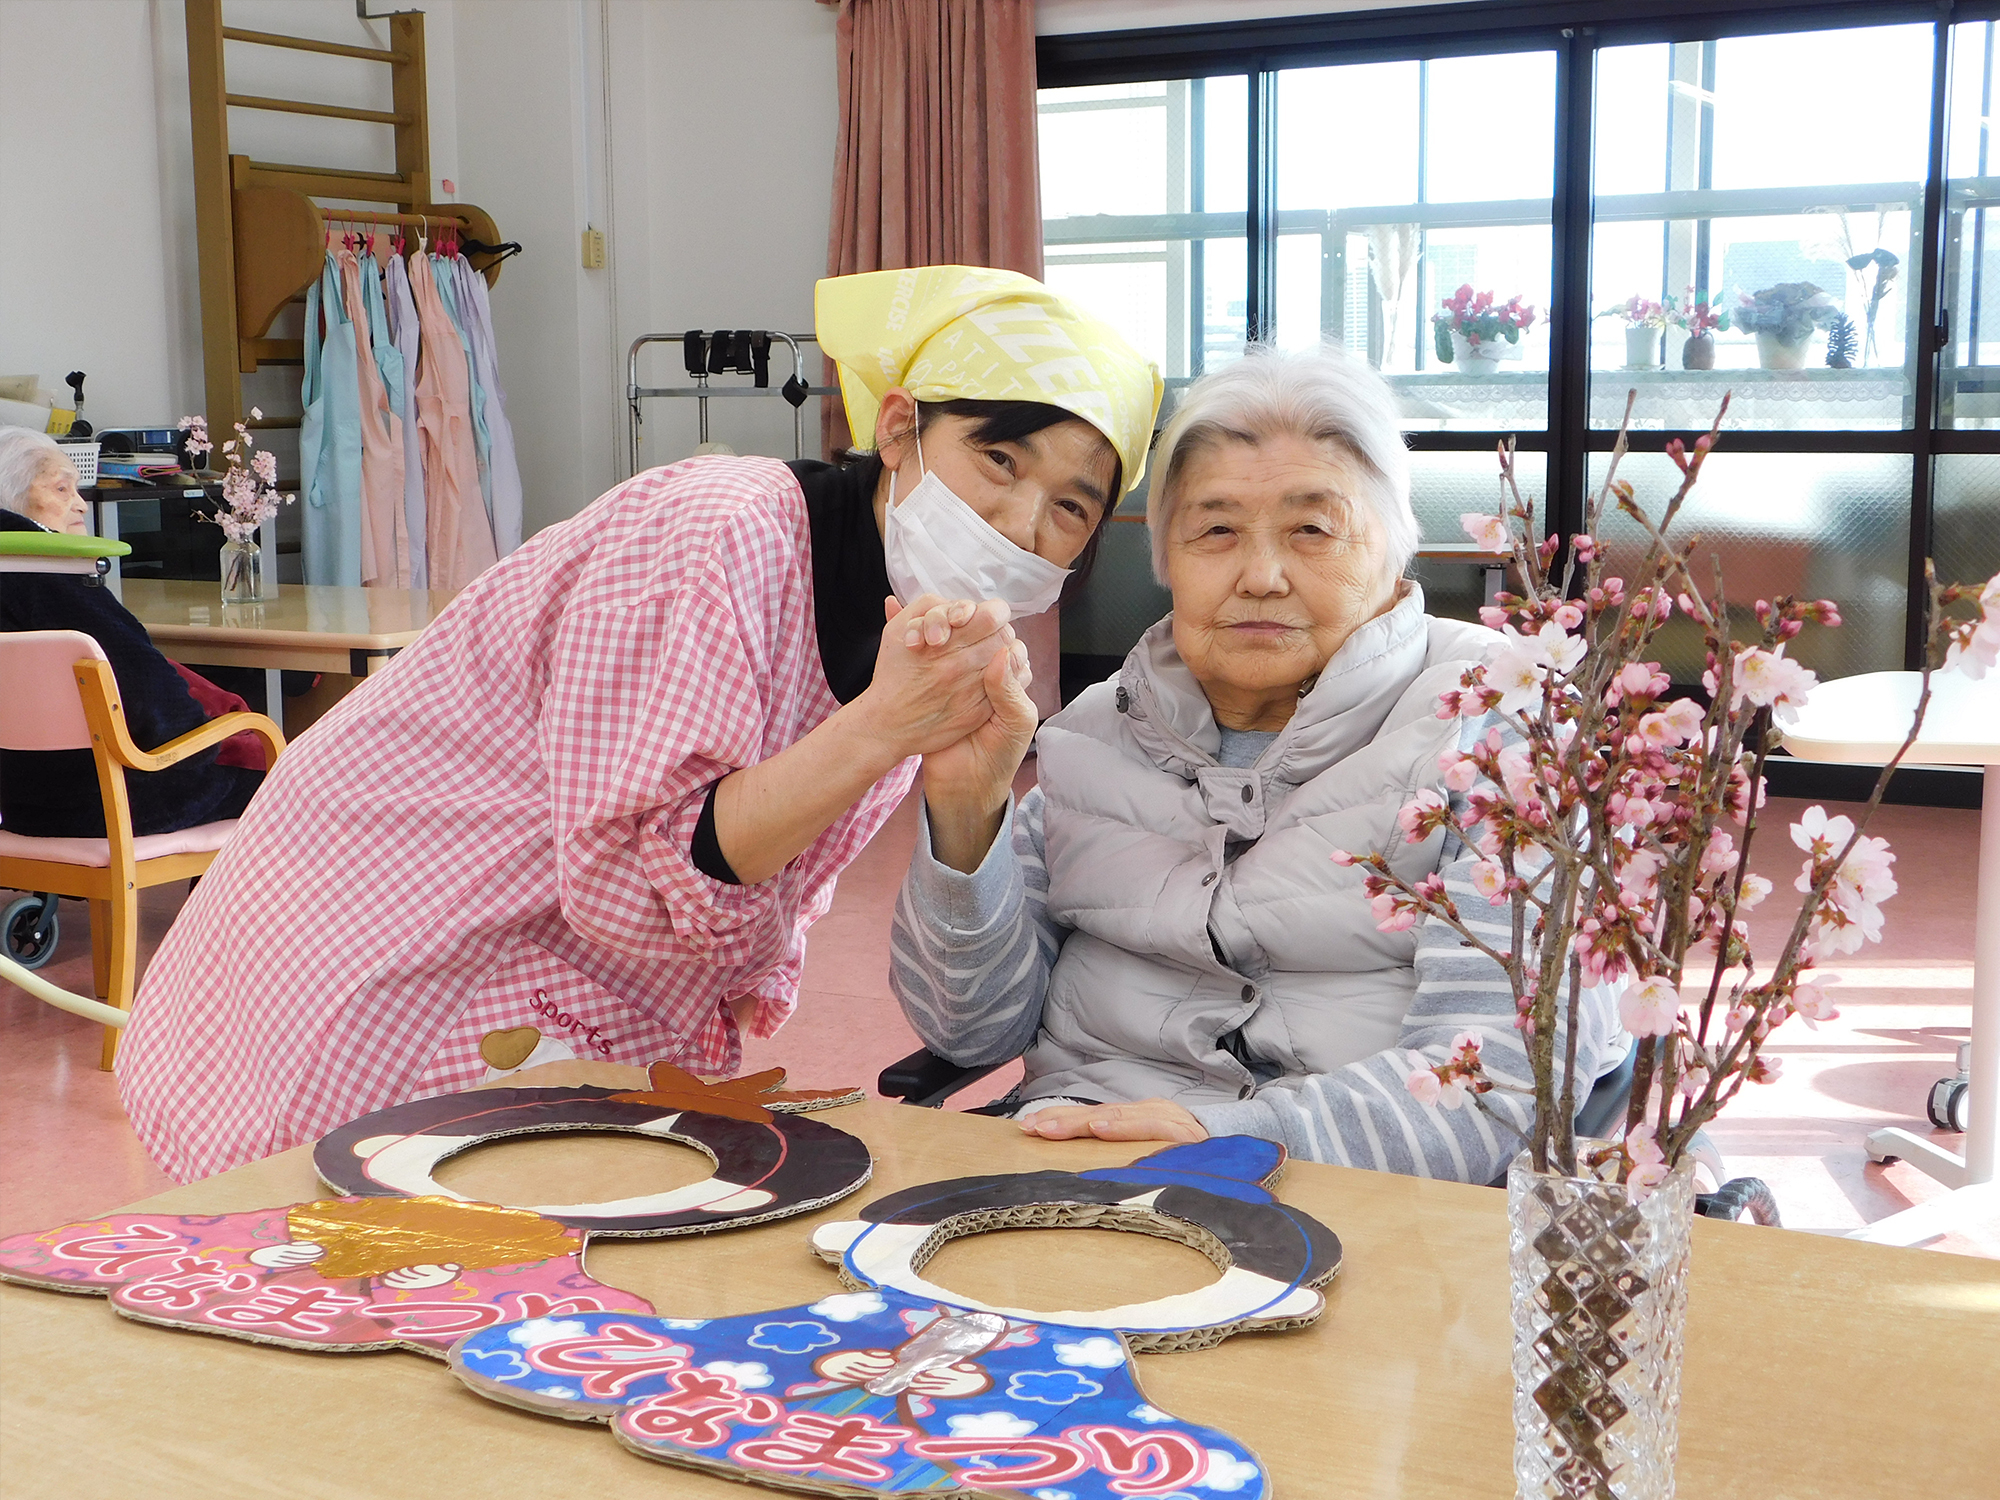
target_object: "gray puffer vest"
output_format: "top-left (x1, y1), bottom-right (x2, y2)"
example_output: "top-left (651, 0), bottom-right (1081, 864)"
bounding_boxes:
top-left (1021, 587), bottom-right (1501, 1108)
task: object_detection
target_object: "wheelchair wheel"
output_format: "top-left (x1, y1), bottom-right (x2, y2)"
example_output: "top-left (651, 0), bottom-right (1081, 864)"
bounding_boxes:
top-left (1927, 1077), bottom-right (1971, 1134)
top-left (1695, 1177), bottom-right (1781, 1227)
top-left (2, 894), bottom-right (61, 970)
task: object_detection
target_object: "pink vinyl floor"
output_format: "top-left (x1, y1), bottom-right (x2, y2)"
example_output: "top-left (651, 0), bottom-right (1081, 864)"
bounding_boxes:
top-left (2, 774), bottom-right (1993, 1257)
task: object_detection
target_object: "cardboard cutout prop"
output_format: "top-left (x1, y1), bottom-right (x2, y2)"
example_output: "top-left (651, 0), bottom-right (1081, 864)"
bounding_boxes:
top-left (450, 1139), bottom-right (1338, 1496)
top-left (453, 1292), bottom-right (1267, 1497)
top-left (0, 1196), bottom-right (655, 1356)
top-left (314, 1065), bottom-right (872, 1236)
top-left (813, 1134), bottom-right (1340, 1352)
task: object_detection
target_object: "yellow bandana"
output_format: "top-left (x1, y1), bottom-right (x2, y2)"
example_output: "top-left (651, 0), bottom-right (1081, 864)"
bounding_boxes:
top-left (816, 266), bottom-right (1164, 494)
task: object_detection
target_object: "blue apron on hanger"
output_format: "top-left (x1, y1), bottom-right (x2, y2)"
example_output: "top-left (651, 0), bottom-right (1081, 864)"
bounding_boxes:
top-left (298, 253), bottom-right (364, 587)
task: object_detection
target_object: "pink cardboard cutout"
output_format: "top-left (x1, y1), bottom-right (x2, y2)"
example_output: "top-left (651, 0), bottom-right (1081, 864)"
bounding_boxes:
top-left (0, 1196), bottom-right (655, 1357)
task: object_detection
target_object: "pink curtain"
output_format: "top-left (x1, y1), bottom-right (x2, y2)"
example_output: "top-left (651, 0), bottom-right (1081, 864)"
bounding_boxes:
top-left (824, 0), bottom-right (1061, 714)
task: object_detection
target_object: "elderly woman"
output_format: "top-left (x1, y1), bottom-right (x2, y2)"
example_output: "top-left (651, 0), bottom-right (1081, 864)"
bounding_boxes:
top-left (118, 268), bottom-right (1162, 1183)
top-left (0, 427), bottom-right (265, 838)
top-left (892, 347), bottom-right (1624, 1181)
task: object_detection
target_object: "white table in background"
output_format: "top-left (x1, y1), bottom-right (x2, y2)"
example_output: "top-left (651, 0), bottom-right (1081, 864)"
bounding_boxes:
top-left (1781, 669), bottom-right (2000, 1247)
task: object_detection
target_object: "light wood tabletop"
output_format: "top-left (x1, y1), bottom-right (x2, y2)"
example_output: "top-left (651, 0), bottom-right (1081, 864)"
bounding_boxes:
top-left (115, 578), bottom-right (459, 677)
top-left (1, 1098), bottom-right (1994, 1498)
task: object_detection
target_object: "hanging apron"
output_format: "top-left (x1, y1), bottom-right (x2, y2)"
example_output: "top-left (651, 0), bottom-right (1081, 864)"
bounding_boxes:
top-left (384, 251), bottom-right (428, 587)
top-left (431, 255), bottom-right (495, 537)
top-left (409, 249), bottom-right (497, 589)
top-left (453, 255), bottom-right (524, 557)
top-left (299, 253), bottom-right (364, 587)
top-left (340, 247), bottom-right (409, 587)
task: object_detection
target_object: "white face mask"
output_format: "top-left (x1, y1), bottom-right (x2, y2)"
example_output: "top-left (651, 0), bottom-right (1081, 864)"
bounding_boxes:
top-left (881, 429), bottom-right (1071, 617)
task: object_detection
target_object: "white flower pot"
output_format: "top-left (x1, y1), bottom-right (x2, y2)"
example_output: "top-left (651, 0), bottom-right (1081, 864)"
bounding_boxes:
top-left (1624, 325), bottom-right (1660, 370)
top-left (1755, 331), bottom-right (1812, 370)
top-left (1451, 330), bottom-right (1506, 375)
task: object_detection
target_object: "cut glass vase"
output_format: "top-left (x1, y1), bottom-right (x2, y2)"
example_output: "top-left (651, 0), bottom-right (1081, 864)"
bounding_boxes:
top-left (1508, 1148), bottom-right (1695, 1500)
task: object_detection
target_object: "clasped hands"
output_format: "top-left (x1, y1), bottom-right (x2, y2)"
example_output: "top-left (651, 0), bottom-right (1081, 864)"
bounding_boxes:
top-left (866, 594), bottom-right (1210, 1149)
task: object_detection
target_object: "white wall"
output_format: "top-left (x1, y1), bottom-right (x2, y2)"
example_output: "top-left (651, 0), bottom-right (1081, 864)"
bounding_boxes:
top-left (0, 0), bottom-right (839, 537)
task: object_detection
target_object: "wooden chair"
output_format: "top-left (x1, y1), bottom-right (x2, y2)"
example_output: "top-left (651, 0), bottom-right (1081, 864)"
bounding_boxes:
top-left (0, 630), bottom-right (284, 1068)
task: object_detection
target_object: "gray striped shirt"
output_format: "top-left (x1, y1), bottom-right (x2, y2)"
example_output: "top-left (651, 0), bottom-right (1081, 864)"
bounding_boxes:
top-left (889, 762), bottom-right (1625, 1183)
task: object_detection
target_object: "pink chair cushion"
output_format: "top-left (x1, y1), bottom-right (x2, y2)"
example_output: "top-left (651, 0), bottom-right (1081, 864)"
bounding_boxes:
top-left (0, 630), bottom-right (108, 752)
top-left (0, 820), bottom-right (240, 869)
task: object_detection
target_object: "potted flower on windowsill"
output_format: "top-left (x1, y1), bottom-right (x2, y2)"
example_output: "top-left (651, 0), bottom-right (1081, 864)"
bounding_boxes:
top-left (1434, 284), bottom-right (1537, 374)
top-left (1600, 295), bottom-right (1666, 370)
top-left (1330, 392), bottom-right (1999, 1500)
top-left (179, 412), bottom-right (293, 605)
top-left (1733, 283), bottom-right (1839, 370)
top-left (1665, 291), bottom-right (1730, 370)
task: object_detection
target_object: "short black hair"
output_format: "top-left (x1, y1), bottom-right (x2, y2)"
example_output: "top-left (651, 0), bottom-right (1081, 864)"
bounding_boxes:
top-left (908, 398), bottom-right (1122, 602)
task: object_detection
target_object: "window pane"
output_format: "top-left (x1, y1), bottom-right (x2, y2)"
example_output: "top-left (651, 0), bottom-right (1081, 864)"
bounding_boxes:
top-left (1040, 77), bottom-right (1248, 382)
top-left (1589, 451), bottom-right (1910, 683)
top-left (1709, 27), bottom-right (1932, 191)
top-left (1592, 31), bottom-right (1930, 432)
top-left (1409, 451), bottom-right (1546, 624)
top-left (1275, 54), bottom-right (1556, 430)
top-left (1941, 22), bottom-right (2000, 425)
top-left (1931, 456), bottom-right (2000, 596)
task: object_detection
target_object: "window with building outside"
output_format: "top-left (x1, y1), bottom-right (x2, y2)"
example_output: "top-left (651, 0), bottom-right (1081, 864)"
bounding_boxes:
top-left (1036, 6), bottom-right (2000, 685)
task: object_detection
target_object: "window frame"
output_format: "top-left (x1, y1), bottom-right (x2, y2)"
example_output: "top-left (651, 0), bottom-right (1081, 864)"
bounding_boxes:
top-left (1040, 0), bottom-right (2000, 680)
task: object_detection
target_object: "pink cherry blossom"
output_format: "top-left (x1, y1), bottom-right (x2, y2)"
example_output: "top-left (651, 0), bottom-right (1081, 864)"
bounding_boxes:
top-left (1791, 983), bottom-right (1839, 1026)
top-left (1626, 1125), bottom-right (1669, 1201)
top-left (1731, 646), bottom-right (1817, 724)
top-left (1485, 647), bottom-right (1547, 716)
top-left (1328, 847), bottom-right (1358, 867)
top-left (1553, 601), bottom-right (1585, 631)
top-left (1736, 873), bottom-right (1773, 910)
top-left (1531, 620), bottom-right (1587, 675)
top-left (1436, 1076), bottom-right (1471, 1110)
top-left (1662, 697), bottom-right (1706, 743)
top-left (1470, 860), bottom-right (1508, 903)
top-left (1698, 832), bottom-right (1737, 876)
top-left (1620, 975), bottom-right (1682, 1037)
top-left (1461, 512), bottom-right (1511, 552)
top-left (1746, 1053), bottom-right (1785, 1085)
top-left (1677, 1065), bottom-right (1710, 1098)
top-left (1437, 752), bottom-right (1480, 793)
top-left (1405, 1065), bottom-right (1442, 1105)
top-left (1396, 788), bottom-right (1448, 842)
top-left (1370, 892), bottom-right (1418, 932)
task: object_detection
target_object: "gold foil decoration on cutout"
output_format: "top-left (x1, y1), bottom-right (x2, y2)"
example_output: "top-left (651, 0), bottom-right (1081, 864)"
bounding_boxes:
top-left (287, 1196), bottom-right (577, 1279)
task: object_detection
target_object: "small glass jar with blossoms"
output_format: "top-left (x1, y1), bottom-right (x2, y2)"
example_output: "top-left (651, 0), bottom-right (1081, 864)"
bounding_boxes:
top-left (1331, 393), bottom-right (1998, 1193)
top-left (179, 411), bottom-right (293, 604)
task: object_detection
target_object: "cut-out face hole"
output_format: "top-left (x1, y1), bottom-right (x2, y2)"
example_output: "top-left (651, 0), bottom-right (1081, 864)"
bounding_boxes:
top-left (919, 1221), bottom-right (1224, 1315)
top-left (433, 1132), bottom-right (718, 1207)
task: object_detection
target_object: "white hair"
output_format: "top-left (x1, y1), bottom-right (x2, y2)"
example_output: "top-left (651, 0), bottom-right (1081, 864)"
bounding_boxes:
top-left (1146, 345), bottom-right (1417, 584)
top-left (0, 426), bottom-right (67, 516)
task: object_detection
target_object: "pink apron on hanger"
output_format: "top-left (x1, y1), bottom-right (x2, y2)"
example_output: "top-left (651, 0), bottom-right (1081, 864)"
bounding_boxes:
top-left (338, 246), bottom-right (409, 587)
top-left (409, 249), bottom-right (497, 589)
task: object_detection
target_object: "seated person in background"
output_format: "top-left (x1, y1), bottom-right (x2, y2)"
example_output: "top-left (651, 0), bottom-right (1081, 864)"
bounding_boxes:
top-left (0, 426), bottom-right (266, 839)
top-left (891, 347), bottom-right (1625, 1182)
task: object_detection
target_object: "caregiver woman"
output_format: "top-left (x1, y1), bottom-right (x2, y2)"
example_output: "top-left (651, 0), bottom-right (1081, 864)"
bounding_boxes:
top-left (119, 267), bottom-right (1162, 1181)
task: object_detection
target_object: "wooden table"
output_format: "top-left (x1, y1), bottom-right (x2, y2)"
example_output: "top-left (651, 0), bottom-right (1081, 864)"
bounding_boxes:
top-left (114, 578), bottom-right (457, 730)
top-left (116, 578), bottom-right (459, 679)
top-left (2, 1100), bottom-right (1994, 1497)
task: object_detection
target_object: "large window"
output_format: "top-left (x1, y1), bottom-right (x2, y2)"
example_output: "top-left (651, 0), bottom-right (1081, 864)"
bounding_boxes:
top-left (1039, 1), bottom-right (2000, 680)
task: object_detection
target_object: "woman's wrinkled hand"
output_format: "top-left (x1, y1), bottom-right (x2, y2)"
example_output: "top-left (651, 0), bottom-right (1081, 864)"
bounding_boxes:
top-left (920, 625), bottom-right (1037, 873)
top-left (1016, 1099), bottom-right (1209, 1144)
top-left (853, 593), bottom-right (1015, 761)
